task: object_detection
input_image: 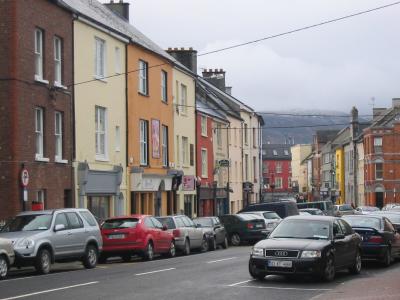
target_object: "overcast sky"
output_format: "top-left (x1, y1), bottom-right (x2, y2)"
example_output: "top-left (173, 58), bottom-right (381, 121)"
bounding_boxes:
top-left (109, 0), bottom-right (400, 115)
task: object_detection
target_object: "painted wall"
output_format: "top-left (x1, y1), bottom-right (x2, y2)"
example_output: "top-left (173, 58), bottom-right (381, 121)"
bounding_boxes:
top-left (196, 113), bottom-right (214, 185)
top-left (335, 148), bottom-right (345, 204)
top-left (291, 144), bottom-right (312, 193)
top-left (228, 117), bottom-right (243, 213)
top-left (357, 141), bottom-right (365, 206)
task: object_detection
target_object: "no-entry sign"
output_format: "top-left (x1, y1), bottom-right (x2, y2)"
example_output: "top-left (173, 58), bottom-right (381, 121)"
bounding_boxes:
top-left (21, 169), bottom-right (29, 187)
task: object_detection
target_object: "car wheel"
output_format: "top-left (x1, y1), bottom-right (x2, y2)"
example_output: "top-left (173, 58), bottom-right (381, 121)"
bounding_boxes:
top-left (35, 248), bottom-right (51, 274)
top-left (249, 260), bottom-right (265, 280)
top-left (382, 248), bottom-right (392, 267)
top-left (322, 255), bottom-right (335, 282)
top-left (0, 255), bottom-right (8, 280)
top-left (144, 242), bottom-right (154, 261)
top-left (83, 244), bottom-right (98, 269)
top-left (349, 250), bottom-right (362, 274)
top-left (230, 233), bottom-right (241, 246)
top-left (210, 237), bottom-right (217, 251)
top-left (200, 236), bottom-right (208, 252)
top-left (183, 239), bottom-right (190, 256)
top-left (122, 254), bottom-right (131, 262)
top-left (167, 240), bottom-right (176, 258)
top-left (222, 236), bottom-right (228, 249)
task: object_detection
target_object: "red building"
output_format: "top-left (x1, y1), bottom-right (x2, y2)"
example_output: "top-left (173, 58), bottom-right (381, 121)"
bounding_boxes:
top-left (364, 100), bottom-right (400, 208)
top-left (262, 144), bottom-right (292, 201)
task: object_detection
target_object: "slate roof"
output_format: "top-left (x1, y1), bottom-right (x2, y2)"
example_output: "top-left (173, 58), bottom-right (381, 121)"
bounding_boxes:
top-left (368, 107), bottom-right (400, 128)
top-left (262, 144), bottom-right (292, 160)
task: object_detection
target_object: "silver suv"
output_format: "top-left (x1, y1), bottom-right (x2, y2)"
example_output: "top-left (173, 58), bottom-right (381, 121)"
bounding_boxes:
top-left (0, 209), bottom-right (102, 274)
top-left (0, 238), bottom-right (15, 279)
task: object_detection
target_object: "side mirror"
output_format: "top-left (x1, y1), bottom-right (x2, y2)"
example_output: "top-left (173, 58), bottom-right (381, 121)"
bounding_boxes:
top-left (214, 225), bottom-right (221, 230)
top-left (195, 223), bottom-right (202, 228)
top-left (54, 224), bottom-right (66, 232)
top-left (334, 233), bottom-right (345, 240)
top-left (162, 224), bottom-right (168, 231)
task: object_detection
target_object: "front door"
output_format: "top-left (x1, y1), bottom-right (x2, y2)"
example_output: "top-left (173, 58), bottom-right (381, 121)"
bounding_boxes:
top-left (376, 192), bottom-right (384, 209)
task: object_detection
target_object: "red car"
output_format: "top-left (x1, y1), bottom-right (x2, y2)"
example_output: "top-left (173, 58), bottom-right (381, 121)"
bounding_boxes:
top-left (100, 215), bottom-right (175, 262)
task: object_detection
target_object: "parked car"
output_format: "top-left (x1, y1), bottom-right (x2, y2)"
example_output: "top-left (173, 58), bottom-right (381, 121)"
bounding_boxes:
top-left (371, 211), bottom-right (400, 231)
top-left (0, 238), bottom-right (15, 280)
top-left (342, 215), bottom-right (400, 266)
top-left (239, 201), bottom-right (299, 218)
top-left (299, 208), bottom-right (324, 216)
top-left (382, 203), bottom-right (400, 211)
top-left (193, 217), bottom-right (228, 250)
top-left (249, 216), bottom-right (362, 282)
top-left (100, 215), bottom-right (175, 262)
top-left (355, 206), bottom-right (380, 215)
top-left (240, 211), bottom-right (281, 233)
top-left (0, 209), bottom-right (102, 274)
top-left (219, 214), bottom-right (267, 246)
top-left (156, 215), bottom-right (208, 255)
top-left (299, 211), bottom-right (312, 216)
top-left (334, 204), bottom-right (355, 217)
top-left (297, 201), bottom-right (334, 216)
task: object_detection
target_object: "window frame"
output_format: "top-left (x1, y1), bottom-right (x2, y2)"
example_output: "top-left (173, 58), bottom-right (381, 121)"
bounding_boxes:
top-left (54, 36), bottom-right (62, 86)
top-left (54, 111), bottom-right (63, 161)
top-left (201, 115), bottom-right (207, 136)
top-left (161, 70), bottom-right (168, 102)
top-left (201, 148), bottom-right (208, 178)
top-left (182, 136), bottom-right (189, 166)
top-left (180, 84), bottom-right (187, 114)
top-left (34, 28), bottom-right (44, 80)
top-left (375, 162), bottom-right (383, 180)
top-left (162, 125), bottom-right (168, 167)
top-left (244, 123), bottom-right (248, 145)
top-left (115, 46), bottom-right (121, 74)
top-left (35, 107), bottom-right (44, 159)
top-left (95, 37), bottom-right (106, 79)
top-left (95, 106), bottom-right (108, 160)
top-left (139, 60), bottom-right (148, 95)
top-left (140, 119), bottom-right (149, 166)
top-left (374, 137), bottom-right (383, 153)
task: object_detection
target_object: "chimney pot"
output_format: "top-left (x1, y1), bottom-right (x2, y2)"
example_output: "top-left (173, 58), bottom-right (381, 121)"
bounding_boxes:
top-left (166, 47), bottom-right (198, 73)
top-left (208, 68), bottom-right (212, 72)
top-left (174, 47), bottom-right (178, 50)
top-left (219, 68), bottom-right (223, 72)
top-left (189, 47), bottom-right (193, 50)
top-left (180, 47), bottom-right (185, 50)
top-left (167, 47), bottom-right (172, 51)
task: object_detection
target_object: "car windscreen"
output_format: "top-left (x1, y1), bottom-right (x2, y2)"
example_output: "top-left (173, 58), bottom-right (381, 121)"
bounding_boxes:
top-left (157, 217), bottom-right (176, 229)
top-left (1, 214), bottom-right (52, 232)
top-left (237, 214), bottom-right (258, 221)
top-left (361, 207), bottom-right (379, 212)
top-left (102, 218), bottom-right (139, 229)
top-left (343, 216), bottom-right (381, 230)
top-left (382, 214), bottom-right (400, 224)
top-left (193, 218), bottom-right (213, 227)
top-left (340, 205), bottom-right (353, 211)
top-left (263, 212), bottom-right (281, 219)
top-left (270, 219), bottom-right (330, 240)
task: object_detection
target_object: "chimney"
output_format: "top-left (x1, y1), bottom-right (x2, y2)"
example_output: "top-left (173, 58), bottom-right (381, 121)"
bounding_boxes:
top-left (104, 0), bottom-right (130, 22)
top-left (225, 86), bottom-right (232, 95)
top-left (350, 106), bottom-right (359, 140)
top-left (202, 68), bottom-right (226, 92)
top-left (373, 107), bottom-right (387, 119)
top-left (392, 98), bottom-right (400, 108)
top-left (166, 47), bottom-right (197, 74)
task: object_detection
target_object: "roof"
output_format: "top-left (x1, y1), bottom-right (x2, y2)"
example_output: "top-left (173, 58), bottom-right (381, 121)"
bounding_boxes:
top-left (286, 215), bottom-right (337, 222)
top-left (262, 144), bottom-right (292, 160)
top-left (368, 106), bottom-right (400, 128)
top-left (314, 130), bottom-right (341, 144)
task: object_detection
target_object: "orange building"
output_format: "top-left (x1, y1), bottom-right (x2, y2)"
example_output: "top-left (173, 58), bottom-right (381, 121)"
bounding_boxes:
top-left (127, 44), bottom-right (175, 216)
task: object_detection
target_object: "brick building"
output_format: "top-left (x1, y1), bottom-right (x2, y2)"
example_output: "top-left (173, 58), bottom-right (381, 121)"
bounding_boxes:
top-left (0, 0), bottom-right (74, 221)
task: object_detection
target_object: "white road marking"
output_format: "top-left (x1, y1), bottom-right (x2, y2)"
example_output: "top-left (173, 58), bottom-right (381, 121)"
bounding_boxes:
top-left (0, 281), bottom-right (99, 300)
top-left (1, 269), bottom-right (90, 283)
top-left (207, 257), bottom-right (237, 264)
top-left (135, 268), bottom-right (176, 276)
top-left (228, 279), bottom-right (254, 287)
top-left (234, 285), bottom-right (332, 291)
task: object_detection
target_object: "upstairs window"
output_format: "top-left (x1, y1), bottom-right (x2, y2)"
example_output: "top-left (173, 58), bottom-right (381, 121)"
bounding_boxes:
top-left (201, 115), bottom-right (207, 136)
top-left (95, 106), bottom-right (107, 159)
top-left (216, 123), bottom-right (222, 148)
top-left (95, 37), bottom-right (106, 79)
top-left (35, 107), bottom-right (44, 158)
top-left (34, 28), bottom-right (44, 80)
top-left (140, 120), bottom-right (148, 165)
top-left (375, 162), bottom-right (383, 180)
top-left (374, 137), bottom-right (382, 153)
top-left (115, 47), bottom-right (121, 74)
top-left (139, 60), bottom-right (148, 95)
top-left (161, 70), bottom-right (168, 102)
top-left (276, 162), bottom-right (282, 173)
top-left (180, 84), bottom-right (187, 114)
top-left (54, 37), bottom-right (62, 85)
top-left (201, 149), bottom-right (208, 178)
top-left (162, 125), bottom-right (168, 167)
top-left (182, 136), bottom-right (188, 166)
top-left (55, 111), bottom-right (63, 161)
top-left (244, 123), bottom-right (248, 145)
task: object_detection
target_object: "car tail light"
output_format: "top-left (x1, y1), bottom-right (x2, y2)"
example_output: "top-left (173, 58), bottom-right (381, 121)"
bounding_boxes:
top-left (247, 223), bottom-right (254, 229)
top-left (368, 235), bottom-right (384, 243)
top-left (172, 229), bottom-right (181, 237)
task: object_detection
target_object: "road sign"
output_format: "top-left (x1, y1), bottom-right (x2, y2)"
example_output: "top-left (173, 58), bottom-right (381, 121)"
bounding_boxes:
top-left (218, 159), bottom-right (230, 167)
top-left (21, 169), bottom-right (29, 187)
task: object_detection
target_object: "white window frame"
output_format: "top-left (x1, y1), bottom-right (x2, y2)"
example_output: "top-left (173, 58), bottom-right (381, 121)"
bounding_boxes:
top-left (216, 123), bottom-right (222, 148)
top-left (180, 84), bottom-right (187, 114)
top-left (35, 107), bottom-right (44, 159)
top-left (201, 115), bottom-right (207, 136)
top-left (161, 70), bottom-right (168, 102)
top-left (115, 126), bottom-right (120, 152)
top-left (162, 125), bottom-right (168, 167)
top-left (375, 162), bottom-right (383, 180)
top-left (139, 60), bottom-right (148, 95)
top-left (140, 120), bottom-right (148, 165)
top-left (201, 148), bottom-right (208, 178)
top-left (54, 36), bottom-right (62, 86)
top-left (275, 177), bottom-right (283, 189)
top-left (95, 37), bottom-right (106, 79)
top-left (244, 123), bottom-right (248, 145)
top-left (115, 46), bottom-right (121, 74)
top-left (182, 136), bottom-right (188, 166)
top-left (55, 111), bottom-right (63, 161)
top-left (34, 28), bottom-right (44, 81)
top-left (374, 137), bottom-right (383, 153)
top-left (245, 154), bottom-right (249, 181)
top-left (95, 106), bottom-right (108, 160)
top-left (276, 162), bottom-right (282, 173)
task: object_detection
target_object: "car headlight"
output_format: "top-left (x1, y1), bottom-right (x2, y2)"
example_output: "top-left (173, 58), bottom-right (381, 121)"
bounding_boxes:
top-left (301, 250), bottom-right (321, 258)
top-left (16, 238), bottom-right (35, 249)
top-left (251, 247), bottom-right (264, 257)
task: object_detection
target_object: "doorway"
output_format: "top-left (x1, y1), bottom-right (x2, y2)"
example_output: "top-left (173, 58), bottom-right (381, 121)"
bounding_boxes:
top-left (375, 192), bottom-right (384, 209)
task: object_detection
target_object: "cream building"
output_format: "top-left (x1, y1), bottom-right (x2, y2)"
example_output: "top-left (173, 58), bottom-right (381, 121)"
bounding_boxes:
top-left (72, 14), bottom-right (128, 219)
top-left (291, 144), bottom-right (312, 194)
top-left (356, 141), bottom-right (365, 206)
top-left (172, 65), bottom-right (197, 217)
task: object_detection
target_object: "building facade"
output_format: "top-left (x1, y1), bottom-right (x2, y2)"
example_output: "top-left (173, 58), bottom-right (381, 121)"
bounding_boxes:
top-left (290, 144), bottom-right (312, 196)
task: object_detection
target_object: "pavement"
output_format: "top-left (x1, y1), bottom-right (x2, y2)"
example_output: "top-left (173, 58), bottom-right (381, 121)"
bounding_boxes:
top-left (1, 246), bottom-right (399, 300)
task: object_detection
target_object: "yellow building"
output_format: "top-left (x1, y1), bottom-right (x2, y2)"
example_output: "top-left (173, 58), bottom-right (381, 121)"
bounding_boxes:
top-left (335, 148), bottom-right (345, 204)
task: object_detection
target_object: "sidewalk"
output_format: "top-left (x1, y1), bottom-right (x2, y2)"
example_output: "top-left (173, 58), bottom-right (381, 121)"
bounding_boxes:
top-left (312, 265), bottom-right (400, 300)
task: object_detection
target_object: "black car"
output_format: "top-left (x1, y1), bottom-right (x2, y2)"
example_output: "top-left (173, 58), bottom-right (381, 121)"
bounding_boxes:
top-left (370, 211), bottom-right (400, 231)
top-left (249, 216), bottom-right (362, 282)
top-left (193, 217), bottom-right (229, 250)
top-left (342, 215), bottom-right (400, 266)
top-left (239, 201), bottom-right (299, 218)
top-left (219, 214), bottom-right (267, 246)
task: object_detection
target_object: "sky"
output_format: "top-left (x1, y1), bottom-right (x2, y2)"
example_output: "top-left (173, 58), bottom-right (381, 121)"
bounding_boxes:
top-left (105, 0), bottom-right (400, 115)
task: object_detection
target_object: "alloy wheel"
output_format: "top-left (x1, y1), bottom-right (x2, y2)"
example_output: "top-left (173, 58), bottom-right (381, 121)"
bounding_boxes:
top-left (323, 256), bottom-right (335, 282)
top-left (169, 241), bottom-right (176, 257)
top-left (201, 237), bottom-right (208, 252)
top-left (147, 243), bottom-right (154, 260)
top-left (231, 234), bottom-right (241, 246)
top-left (0, 257), bottom-right (8, 279)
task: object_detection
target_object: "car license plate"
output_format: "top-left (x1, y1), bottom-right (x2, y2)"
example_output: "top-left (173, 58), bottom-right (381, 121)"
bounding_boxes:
top-left (256, 224), bottom-right (263, 228)
top-left (109, 234), bottom-right (125, 239)
top-left (267, 260), bottom-right (292, 268)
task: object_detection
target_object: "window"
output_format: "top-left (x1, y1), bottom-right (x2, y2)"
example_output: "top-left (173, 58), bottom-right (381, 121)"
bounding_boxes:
top-left (140, 120), bottom-right (148, 165)
top-left (95, 106), bottom-right (107, 159)
top-left (115, 126), bottom-right (120, 152)
top-left (180, 84), bottom-right (187, 114)
top-left (375, 162), bottom-right (383, 180)
top-left (184, 195), bottom-right (193, 218)
top-left (161, 70), bottom-right (168, 102)
top-left (253, 128), bottom-right (257, 148)
top-left (216, 123), bottom-right (222, 147)
top-left (54, 37), bottom-right (62, 85)
top-left (201, 115), bottom-right (207, 136)
top-left (34, 28), bottom-right (44, 80)
top-left (115, 47), bottom-right (121, 74)
top-left (245, 154), bottom-right (249, 181)
top-left (35, 107), bottom-right (44, 158)
top-left (55, 213), bottom-right (68, 229)
top-left (374, 137), bottom-right (382, 153)
top-left (275, 177), bottom-right (283, 189)
top-left (323, 170), bottom-right (330, 182)
top-left (323, 153), bottom-right (330, 164)
top-left (55, 111), bottom-right (63, 161)
top-left (66, 212), bottom-right (83, 229)
top-left (37, 189), bottom-right (45, 203)
top-left (201, 149), bottom-right (208, 177)
top-left (244, 123), bottom-right (248, 145)
top-left (276, 162), bottom-right (282, 173)
top-left (88, 196), bottom-right (110, 220)
top-left (189, 144), bottom-right (194, 166)
top-left (253, 156), bottom-right (257, 181)
top-left (182, 136), bottom-right (188, 166)
top-left (273, 150), bottom-right (278, 156)
top-left (95, 37), bottom-right (106, 78)
top-left (162, 125), bottom-right (168, 167)
top-left (284, 149), bottom-right (289, 156)
top-left (139, 60), bottom-right (148, 95)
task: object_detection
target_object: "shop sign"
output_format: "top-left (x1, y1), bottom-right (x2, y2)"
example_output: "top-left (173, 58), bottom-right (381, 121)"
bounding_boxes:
top-left (182, 176), bottom-right (195, 191)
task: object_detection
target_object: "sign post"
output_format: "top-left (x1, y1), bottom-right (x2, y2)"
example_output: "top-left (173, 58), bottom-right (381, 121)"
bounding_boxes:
top-left (21, 168), bottom-right (29, 211)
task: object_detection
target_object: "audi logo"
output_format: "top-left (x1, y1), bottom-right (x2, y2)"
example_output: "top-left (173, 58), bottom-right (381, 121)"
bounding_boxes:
top-left (274, 250), bottom-right (288, 257)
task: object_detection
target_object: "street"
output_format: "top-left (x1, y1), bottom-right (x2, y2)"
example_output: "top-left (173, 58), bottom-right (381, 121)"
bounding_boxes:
top-left (1, 246), bottom-right (399, 300)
